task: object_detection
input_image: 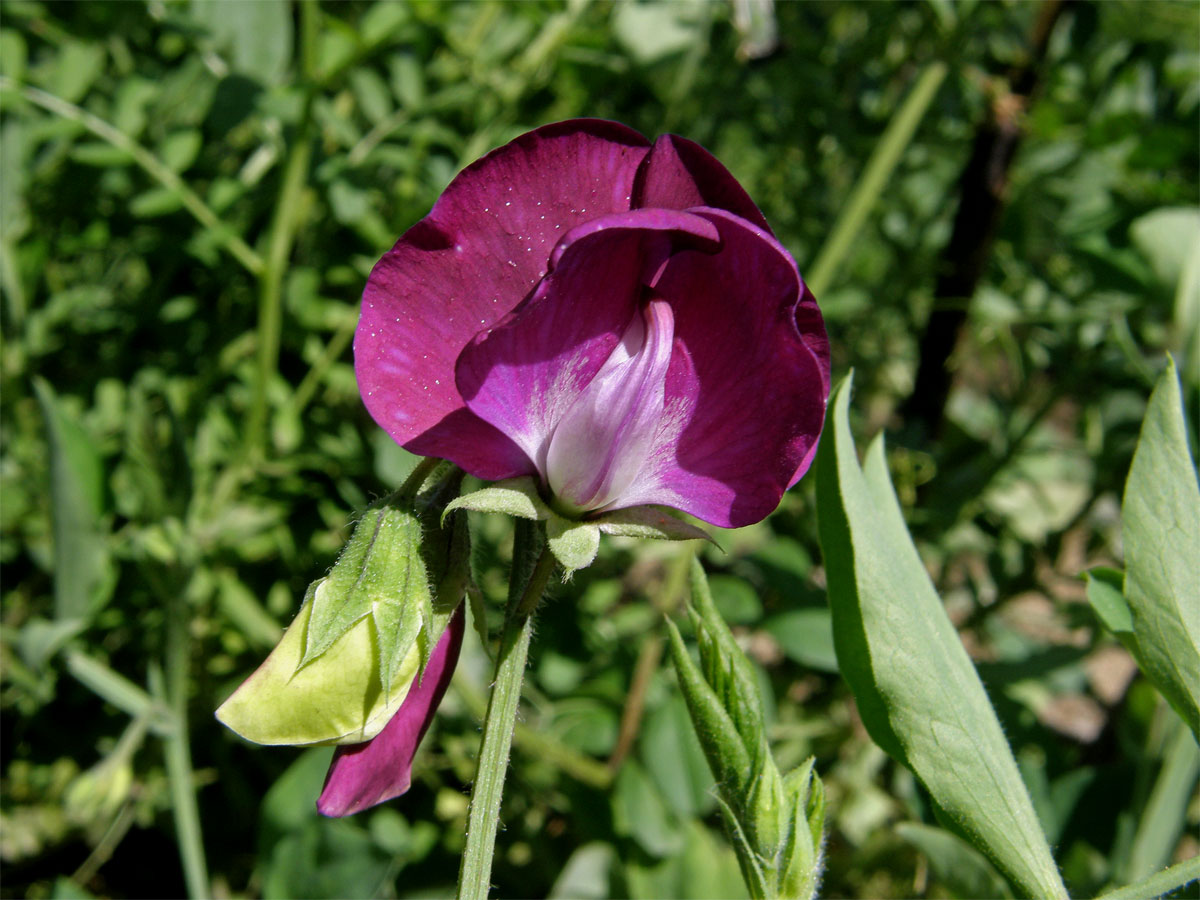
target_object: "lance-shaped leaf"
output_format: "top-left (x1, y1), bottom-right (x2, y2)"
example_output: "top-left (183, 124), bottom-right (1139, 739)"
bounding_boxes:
top-left (815, 374), bottom-right (1067, 900)
top-left (33, 377), bottom-right (113, 624)
top-left (1121, 357), bottom-right (1200, 739)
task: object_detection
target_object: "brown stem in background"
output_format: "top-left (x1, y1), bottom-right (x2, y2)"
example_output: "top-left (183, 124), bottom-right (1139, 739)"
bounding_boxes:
top-left (902, 0), bottom-right (1072, 437)
top-left (607, 633), bottom-right (664, 773)
top-left (607, 548), bottom-right (694, 773)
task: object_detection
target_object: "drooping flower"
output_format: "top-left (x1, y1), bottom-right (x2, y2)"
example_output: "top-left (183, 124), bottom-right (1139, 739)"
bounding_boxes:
top-left (357, 119), bottom-right (829, 529)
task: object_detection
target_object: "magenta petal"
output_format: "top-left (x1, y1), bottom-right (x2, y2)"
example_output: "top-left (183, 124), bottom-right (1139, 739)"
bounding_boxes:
top-left (614, 208), bottom-right (829, 528)
top-left (355, 120), bottom-right (651, 478)
top-left (633, 134), bottom-right (772, 233)
top-left (316, 606), bottom-right (466, 818)
top-left (455, 208), bottom-right (720, 474)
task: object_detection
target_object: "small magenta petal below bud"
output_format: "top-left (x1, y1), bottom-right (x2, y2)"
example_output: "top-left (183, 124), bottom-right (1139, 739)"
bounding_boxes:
top-left (317, 604), bottom-right (466, 817)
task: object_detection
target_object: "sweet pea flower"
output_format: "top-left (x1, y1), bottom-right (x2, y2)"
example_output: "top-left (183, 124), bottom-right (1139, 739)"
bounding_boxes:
top-left (309, 121), bottom-right (830, 818)
top-left (357, 119), bottom-right (829, 529)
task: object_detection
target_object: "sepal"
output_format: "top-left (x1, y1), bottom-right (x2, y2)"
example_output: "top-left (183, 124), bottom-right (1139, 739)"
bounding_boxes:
top-left (778, 759), bottom-right (826, 900)
top-left (443, 476), bottom-right (552, 522)
top-left (664, 617), bottom-right (752, 792)
top-left (546, 519), bottom-right (601, 574)
top-left (594, 505), bottom-right (715, 544)
top-left (216, 461), bottom-right (471, 749)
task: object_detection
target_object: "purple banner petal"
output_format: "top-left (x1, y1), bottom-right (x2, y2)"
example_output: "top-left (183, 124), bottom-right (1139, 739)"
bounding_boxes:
top-left (633, 133), bottom-right (772, 233)
top-left (356, 120), bottom-right (652, 478)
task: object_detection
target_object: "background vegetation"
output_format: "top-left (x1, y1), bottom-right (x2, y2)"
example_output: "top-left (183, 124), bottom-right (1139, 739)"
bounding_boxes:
top-left (2, 1), bottom-right (1197, 898)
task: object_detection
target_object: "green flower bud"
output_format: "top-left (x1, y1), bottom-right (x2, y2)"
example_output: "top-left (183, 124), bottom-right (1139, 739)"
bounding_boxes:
top-left (667, 558), bottom-right (826, 900)
top-left (777, 760), bottom-right (826, 900)
top-left (216, 579), bottom-right (422, 746)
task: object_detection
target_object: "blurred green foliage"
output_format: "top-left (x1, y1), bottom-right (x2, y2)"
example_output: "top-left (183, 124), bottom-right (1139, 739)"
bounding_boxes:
top-left (1, 1), bottom-right (1196, 898)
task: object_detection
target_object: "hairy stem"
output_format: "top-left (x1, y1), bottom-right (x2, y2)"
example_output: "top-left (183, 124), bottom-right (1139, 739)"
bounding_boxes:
top-left (457, 521), bottom-right (556, 900)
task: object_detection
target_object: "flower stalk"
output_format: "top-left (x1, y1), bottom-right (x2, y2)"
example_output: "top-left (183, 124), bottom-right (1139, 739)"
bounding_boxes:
top-left (457, 520), bottom-right (557, 900)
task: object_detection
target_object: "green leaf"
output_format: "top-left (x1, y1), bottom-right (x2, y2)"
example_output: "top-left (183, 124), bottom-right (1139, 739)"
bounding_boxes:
top-left (1130, 207), bottom-right (1200, 294)
top-left (191, 0), bottom-right (292, 85)
top-left (1097, 857), bottom-right (1200, 900)
top-left (1085, 567), bottom-right (1134, 635)
top-left (815, 374), bottom-right (1067, 900)
top-left (640, 695), bottom-right (717, 819)
top-left (52, 39), bottom-right (105, 103)
top-left (215, 571), bottom-right (283, 649)
top-left (1122, 357), bottom-right (1200, 739)
top-left (65, 649), bottom-right (172, 735)
top-left (1123, 718), bottom-right (1200, 884)
top-left (549, 842), bottom-right (616, 900)
top-left (129, 186), bottom-right (184, 218)
top-left (33, 377), bottom-right (112, 622)
top-left (763, 608), bottom-right (838, 673)
top-left (159, 129), bottom-right (202, 173)
top-left (612, 758), bottom-right (684, 857)
top-left (624, 819), bottom-right (751, 900)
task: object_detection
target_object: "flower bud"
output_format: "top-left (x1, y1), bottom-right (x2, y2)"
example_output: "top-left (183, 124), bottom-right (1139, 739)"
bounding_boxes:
top-left (777, 760), bottom-right (826, 900)
top-left (667, 558), bottom-right (826, 900)
top-left (216, 578), bottom-right (422, 746)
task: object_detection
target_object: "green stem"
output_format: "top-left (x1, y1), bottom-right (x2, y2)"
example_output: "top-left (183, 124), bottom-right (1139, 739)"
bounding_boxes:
top-left (286, 315), bottom-right (356, 417)
top-left (457, 521), bottom-right (556, 900)
top-left (805, 61), bottom-right (947, 297)
top-left (245, 0), bottom-right (319, 460)
top-left (1125, 714), bottom-right (1200, 883)
top-left (0, 76), bottom-right (263, 277)
top-left (164, 593), bottom-right (210, 899)
top-left (1097, 856), bottom-right (1200, 900)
